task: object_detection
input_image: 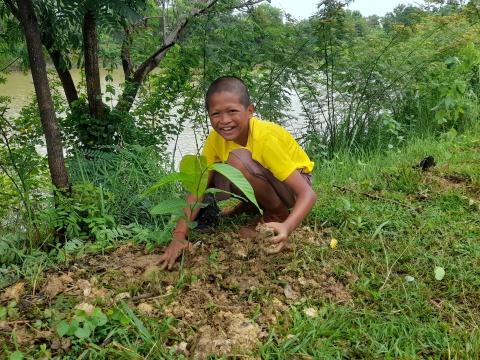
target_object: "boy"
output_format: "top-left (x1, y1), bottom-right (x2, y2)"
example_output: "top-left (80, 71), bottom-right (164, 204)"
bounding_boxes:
top-left (159, 76), bottom-right (316, 270)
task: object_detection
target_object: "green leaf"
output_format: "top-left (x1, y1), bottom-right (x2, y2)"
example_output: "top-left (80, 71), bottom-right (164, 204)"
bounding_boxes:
top-left (9, 351), bottom-right (24, 360)
top-left (187, 221), bottom-right (198, 229)
top-left (143, 172), bottom-right (188, 196)
top-left (179, 155), bottom-right (209, 197)
top-left (56, 320), bottom-right (70, 337)
top-left (90, 308), bottom-right (108, 327)
top-left (74, 325), bottom-right (91, 339)
top-left (67, 319), bottom-right (80, 336)
top-left (0, 306), bottom-right (6, 320)
top-left (118, 302), bottom-right (153, 343)
top-left (205, 188), bottom-right (247, 202)
top-left (434, 266), bottom-right (445, 281)
top-left (209, 163), bottom-right (261, 213)
top-left (150, 198), bottom-right (186, 216)
top-left (110, 308), bottom-right (130, 326)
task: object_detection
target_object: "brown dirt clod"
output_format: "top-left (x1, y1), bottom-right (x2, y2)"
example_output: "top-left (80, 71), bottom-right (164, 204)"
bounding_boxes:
top-left (193, 311), bottom-right (263, 359)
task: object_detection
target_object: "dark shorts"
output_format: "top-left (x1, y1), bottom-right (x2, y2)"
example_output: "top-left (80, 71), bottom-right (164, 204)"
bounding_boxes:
top-left (212, 149), bottom-right (313, 209)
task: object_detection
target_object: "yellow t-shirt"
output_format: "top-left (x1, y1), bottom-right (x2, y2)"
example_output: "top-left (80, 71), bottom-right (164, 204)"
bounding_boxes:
top-left (202, 116), bottom-right (314, 181)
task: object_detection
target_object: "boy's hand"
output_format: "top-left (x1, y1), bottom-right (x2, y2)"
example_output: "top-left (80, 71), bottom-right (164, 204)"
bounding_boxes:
top-left (263, 222), bottom-right (290, 254)
top-left (159, 238), bottom-right (192, 270)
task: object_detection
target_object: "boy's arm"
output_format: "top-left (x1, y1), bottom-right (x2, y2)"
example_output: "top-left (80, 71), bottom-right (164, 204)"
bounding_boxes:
top-left (264, 170), bottom-right (317, 254)
top-left (158, 171), bottom-right (214, 270)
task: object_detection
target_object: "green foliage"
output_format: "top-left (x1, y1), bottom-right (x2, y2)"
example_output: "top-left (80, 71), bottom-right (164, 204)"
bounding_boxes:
top-left (68, 145), bottom-right (170, 226)
top-left (57, 307), bottom-right (108, 340)
top-left (62, 99), bottom-right (143, 150)
top-left (262, 126), bottom-right (480, 359)
top-left (294, 2), bottom-right (480, 158)
top-left (148, 154), bottom-right (261, 224)
top-left (179, 155), bottom-right (209, 197)
top-left (35, 182), bottom-right (129, 249)
top-left (48, 302), bottom-right (178, 359)
top-left (0, 97), bottom-right (48, 245)
top-left (208, 162), bottom-right (259, 210)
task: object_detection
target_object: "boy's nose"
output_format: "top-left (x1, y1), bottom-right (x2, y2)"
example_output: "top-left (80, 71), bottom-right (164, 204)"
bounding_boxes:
top-left (218, 114), bottom-right (232, 124)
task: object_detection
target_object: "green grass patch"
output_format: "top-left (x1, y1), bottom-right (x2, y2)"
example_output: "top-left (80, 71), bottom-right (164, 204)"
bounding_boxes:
top-left (263, 127), bottom-right (480, 358)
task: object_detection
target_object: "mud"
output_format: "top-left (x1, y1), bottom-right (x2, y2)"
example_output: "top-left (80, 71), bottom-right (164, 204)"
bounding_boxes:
top-left (1, 225), bottom-right (353, 358)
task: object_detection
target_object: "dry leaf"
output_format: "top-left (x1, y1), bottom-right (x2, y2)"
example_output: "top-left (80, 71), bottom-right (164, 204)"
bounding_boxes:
top-left (283, 284), bottom-right (299, 300)
top-left (2, 282), bottom-right (25, 301)
top-left (137, 302), bottom-right (155, 315)
top-left (42, 276), bottom-right (66, 299)
top-left (115, 292), bottom-right (131, 301)
top-left (329, 238), bottom-right (338, 249)
top-left (303, 307), bottom-right (318, 317)
top-left (75, 302), bottom-right (95, 315)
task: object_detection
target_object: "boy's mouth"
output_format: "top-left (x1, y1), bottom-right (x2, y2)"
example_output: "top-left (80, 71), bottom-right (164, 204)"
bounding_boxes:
top-left (219, 126), bottom-right (236, 135)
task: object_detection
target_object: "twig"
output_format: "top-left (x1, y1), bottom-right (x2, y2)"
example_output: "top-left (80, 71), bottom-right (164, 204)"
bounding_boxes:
top-left (0, 57), bottom-right (20, 72)
top-left (333, 185), bottom-right (420, 212)
top-left (130, 293), bottom-right (154, 302)
top-left (131, 293), bottom-right (171, 303)
top-left (379, 239), bottom-right (409, 291)
top-left (0, 320), bottom-right (34, 326)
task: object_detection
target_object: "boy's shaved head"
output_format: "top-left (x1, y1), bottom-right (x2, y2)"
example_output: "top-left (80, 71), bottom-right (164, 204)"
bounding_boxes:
top-left (205, 76), bottom-right (251, 111)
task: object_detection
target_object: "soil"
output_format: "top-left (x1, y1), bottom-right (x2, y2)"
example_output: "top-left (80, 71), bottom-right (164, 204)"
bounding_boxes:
top-left (0, 225), bottom-right (353, 359)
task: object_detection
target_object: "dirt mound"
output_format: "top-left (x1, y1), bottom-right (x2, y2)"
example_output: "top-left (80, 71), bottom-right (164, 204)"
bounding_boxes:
top-left (2, 225), bottom-right (353, 358)
top-left (193, 311), bottom-right (263, 359)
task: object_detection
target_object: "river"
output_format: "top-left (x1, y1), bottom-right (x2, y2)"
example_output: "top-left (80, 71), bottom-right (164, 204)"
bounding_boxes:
top-left (0, 69), bottom-right (306, 166)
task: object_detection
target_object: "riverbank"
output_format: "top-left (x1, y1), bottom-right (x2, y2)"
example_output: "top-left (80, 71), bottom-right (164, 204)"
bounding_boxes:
top-left (1, 125), bottom-right (479, 358)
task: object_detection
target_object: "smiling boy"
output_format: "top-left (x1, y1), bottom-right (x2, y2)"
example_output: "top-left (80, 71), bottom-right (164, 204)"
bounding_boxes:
top-left (158, 76), bottom-right (317, 270)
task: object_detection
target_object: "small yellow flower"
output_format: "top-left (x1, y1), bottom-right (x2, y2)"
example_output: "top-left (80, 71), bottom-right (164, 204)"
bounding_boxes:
top-left (330, 238), bottom-right (338, 249)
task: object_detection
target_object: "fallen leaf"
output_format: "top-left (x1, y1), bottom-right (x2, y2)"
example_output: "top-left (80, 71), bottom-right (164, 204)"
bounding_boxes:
top-left (2, 282), bottom-right (25, 301)
top-left (76, 279), bottom-right (93, 297)
top-left (75, 303), bottom-right (94, 316)
top-left (43, 277), bottom-right (65, 298)
top-left (330, 238), bottom-right (338, 249)
top-left (283, 284), bottom-right (299, 300)
top-left (137, 302), bottom-right (155, 315)
top-left (303, 307), bottom-right (318, 317)
top-left (115, 292), bottom-right (131, 301)
top-left (172, 341), bottom-right (189, 355)
top-left (405, 275), bottom-right (415, 283)
top-left (434, 266), bottom-right (445, 281)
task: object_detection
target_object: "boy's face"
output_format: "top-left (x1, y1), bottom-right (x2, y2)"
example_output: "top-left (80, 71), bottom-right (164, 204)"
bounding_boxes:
top-left (207, 91), bottom-right (254, 146)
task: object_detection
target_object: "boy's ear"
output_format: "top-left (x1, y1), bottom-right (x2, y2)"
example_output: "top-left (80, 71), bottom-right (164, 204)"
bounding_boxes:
top-left (248, 103), bottom-right (255, 116)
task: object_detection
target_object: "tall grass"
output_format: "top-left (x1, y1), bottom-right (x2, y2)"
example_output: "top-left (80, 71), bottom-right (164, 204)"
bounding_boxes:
top-left (68, 145), bottom-right (173, 226)
top-left (295, 6), bottom-right (480, 158)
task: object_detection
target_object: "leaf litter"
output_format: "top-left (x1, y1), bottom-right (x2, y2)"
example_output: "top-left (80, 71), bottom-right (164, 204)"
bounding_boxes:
top-left (1, 225), bottom-right (353, 358)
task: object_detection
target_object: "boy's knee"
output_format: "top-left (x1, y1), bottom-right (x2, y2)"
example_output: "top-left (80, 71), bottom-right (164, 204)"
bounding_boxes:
top-left (226, 149), bottom-right (255, 177)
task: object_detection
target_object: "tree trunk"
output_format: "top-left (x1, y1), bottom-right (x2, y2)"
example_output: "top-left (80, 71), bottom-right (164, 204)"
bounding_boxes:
top-left (49, 49), bottom-right (79, 105)
top-left (83, 8), bottom-right (104, 118)
top-left (4, 0), bottom-right (79, 107)
top-left (16, 0), bottom-right (69, 190)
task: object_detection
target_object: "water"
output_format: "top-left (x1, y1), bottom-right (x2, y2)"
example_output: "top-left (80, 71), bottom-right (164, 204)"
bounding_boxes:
top-left (0, 70), bottom-right (306, 167)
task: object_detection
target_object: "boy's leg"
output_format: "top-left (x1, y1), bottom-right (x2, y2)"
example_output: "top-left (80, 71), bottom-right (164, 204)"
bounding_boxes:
top-left (214, 149), bottom-right (311, 223)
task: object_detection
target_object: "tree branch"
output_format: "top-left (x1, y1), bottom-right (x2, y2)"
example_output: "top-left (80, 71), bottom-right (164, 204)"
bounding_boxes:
top-left (116, 0), bottom-right (266, 113)
top-left (121, 24), bottom-right (134, 80)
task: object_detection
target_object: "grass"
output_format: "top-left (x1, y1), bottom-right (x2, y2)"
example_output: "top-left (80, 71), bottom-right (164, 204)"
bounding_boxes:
top-left (261, 126), bottom-right (480, 359)
top-left (1, 126), bottom-right (479, 359)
